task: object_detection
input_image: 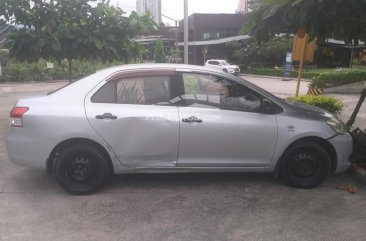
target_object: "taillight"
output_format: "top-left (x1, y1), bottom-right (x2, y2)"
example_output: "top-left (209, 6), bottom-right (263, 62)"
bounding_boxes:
top-left (10, 107), bottom-right (29, 127)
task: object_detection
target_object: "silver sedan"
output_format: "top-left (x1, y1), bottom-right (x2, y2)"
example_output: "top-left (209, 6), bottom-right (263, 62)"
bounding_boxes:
top-left (6, 64), bottom-right (353, 194)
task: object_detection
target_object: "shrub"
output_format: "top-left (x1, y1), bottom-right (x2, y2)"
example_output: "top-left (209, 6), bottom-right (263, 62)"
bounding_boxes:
top-left (0, 62), bottom-right (47, 81)
top-left (154, 37), bottom-right (165, 63)
top-left (289, 95), bottom-right (344, 114)
top-left (0, 59), bottom-right (124, 82)
top-left (310, 69), bottom-right (366, 89)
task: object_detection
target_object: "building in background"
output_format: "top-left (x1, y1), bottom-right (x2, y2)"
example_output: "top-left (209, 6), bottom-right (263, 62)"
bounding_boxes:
top-left (236, 0), bottom-right (248, 14)
top-left (136, 0), bottom-right (162, 25)
top-left (178, 13), bottom-right (249, 65)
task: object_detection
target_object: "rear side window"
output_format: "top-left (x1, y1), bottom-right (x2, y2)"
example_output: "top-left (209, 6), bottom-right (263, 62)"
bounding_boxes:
top-left (92, 76), bottom-right (173, 105)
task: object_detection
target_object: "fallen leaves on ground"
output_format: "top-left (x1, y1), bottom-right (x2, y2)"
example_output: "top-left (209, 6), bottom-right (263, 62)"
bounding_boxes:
top-left (336, 184), bottom-right (357, 194)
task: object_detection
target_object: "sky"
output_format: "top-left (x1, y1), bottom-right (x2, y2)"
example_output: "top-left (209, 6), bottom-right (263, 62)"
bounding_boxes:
top-left (110, 0), bottom-right (240, 25)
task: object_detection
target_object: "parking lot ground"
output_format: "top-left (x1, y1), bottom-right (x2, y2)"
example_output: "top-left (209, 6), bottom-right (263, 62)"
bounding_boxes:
top-left (1, 80), bottom-right (366, 241)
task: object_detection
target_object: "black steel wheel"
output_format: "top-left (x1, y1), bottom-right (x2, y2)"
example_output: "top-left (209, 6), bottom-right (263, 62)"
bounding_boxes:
top-left (280, 141), bottom-right (331, 188)
top-left (54, 144), bottom-right (110, 195)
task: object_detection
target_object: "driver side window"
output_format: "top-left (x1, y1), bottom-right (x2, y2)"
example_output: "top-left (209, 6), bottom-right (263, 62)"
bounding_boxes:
top-left (180, 73), bottom-right (262, 113)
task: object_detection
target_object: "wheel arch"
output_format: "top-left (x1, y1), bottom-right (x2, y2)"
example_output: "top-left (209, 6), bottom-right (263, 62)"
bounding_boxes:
top-left (47, 138), bottom-right (114, 175)
top-left (273, 136), bottom-right (337, 178)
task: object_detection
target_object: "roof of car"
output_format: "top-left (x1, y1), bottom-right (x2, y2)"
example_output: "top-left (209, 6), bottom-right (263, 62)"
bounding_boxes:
top-left (96, 63), bottom-right (226, 75)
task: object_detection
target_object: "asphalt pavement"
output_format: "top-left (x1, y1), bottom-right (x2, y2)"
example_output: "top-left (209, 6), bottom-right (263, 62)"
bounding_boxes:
top-left (0, 78), bottom-right (365, 241)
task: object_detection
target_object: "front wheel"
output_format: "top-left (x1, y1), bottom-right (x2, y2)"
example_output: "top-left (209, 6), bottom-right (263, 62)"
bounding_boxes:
top-left (54, 144), bottom-right (110, 195)
top-left (280, 141), bottom-right (331, 188)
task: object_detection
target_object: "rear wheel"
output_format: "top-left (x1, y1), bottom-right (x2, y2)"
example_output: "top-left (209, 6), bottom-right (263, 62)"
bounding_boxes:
top-left (54, 144), bottom-right (110, 195)
top-left (280, 141), bottom-right (331, 188)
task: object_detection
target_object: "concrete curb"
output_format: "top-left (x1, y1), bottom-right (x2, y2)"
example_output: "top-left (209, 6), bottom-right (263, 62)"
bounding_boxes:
top-left (324, 81), bottom-right (366, 94)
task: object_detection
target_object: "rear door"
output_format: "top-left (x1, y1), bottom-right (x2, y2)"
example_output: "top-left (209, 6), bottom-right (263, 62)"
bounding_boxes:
top-left (176, 72), bottom-right (278, 167)
top-left (85, 69), bottom-right (180, 168)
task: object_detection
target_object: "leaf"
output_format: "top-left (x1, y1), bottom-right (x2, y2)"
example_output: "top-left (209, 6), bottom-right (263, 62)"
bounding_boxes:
top-left (93, 38), bottom-right (103, 49)
top-left (262, 5), bottom-right (282, 20)
top-left (95, 4), bottom-right (106, 17)
top-left (292, 0), bottom-right (306, 6)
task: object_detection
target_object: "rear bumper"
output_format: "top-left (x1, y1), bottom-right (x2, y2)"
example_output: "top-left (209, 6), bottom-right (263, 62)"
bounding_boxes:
top-left (328, 133), bottom-right (353, 173)
top-left (6, 128), bottom-right (49, 170)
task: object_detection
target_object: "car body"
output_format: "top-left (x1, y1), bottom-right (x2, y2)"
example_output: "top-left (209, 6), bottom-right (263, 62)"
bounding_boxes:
top-left (205, 59), bottom-right (240, 75)
top-left (6, 64), bottom-right (352, 194)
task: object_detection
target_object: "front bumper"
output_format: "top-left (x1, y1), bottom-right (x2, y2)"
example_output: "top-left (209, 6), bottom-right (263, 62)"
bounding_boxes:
top-left (227, 68), bottom-right (240, 75)
top-left (328, 132), bottom-right (353, 173)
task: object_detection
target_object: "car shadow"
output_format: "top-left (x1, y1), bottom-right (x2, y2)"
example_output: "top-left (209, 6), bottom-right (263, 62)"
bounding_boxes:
top-left (105, 172), bottom-right (278, 192)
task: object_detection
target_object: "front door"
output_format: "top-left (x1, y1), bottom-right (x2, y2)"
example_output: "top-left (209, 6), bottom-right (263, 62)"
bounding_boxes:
top-left (176, 72), bottom-right (278, 167)
top-left (85, 70), bottom-right (179, 168)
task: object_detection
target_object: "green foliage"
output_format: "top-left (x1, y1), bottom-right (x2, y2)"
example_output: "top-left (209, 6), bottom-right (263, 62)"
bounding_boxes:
top-left (0, 62), bottom-right (47, 81)
top-left (233, 36), bottom-right (292, 67)
top-left (2, 0), bottom-right (155, 81)
top-left (0, 59), bottom-right (124, 82)
top-left (129, 10), bottom-right (158, 37)
top-left (242, 0), bottom-right (366, 45)
top-left (310, 69), bottom-right (366, 89)
top-left (289, 95), bottom-right (344, 114)
top-left (154, 37), bottom-right (165, 63)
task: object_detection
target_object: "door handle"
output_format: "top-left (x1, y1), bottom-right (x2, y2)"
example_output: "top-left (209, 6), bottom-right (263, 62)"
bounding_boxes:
top-left (96, 113), bottom-right (117, 120)
top-left (182, 116), bottom-right (202, 123)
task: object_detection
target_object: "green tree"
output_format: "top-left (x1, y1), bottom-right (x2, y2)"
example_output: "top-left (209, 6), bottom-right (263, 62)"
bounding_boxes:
top-left (242, 0), bottom-right (366, 45)
top-left (1, 0), bottom-right (156, 81)
top-left (242, 0), bottom-right (366, 126)
top-left (233, 36), bottom-right (292, 67)
top-left (129, 10), bottom-right (158, 37)
top-left (154, 37), bottom-right (165, 63)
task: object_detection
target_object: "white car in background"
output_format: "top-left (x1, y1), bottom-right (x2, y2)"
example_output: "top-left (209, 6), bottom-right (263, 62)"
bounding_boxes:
top-left (205, 59), bottom-right (240, 75)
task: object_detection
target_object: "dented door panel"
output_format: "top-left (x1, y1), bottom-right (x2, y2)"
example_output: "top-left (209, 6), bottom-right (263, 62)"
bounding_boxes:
top-left (85, 104), bottom-right (179, 167)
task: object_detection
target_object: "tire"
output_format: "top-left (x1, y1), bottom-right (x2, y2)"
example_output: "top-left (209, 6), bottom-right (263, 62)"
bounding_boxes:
top-left (54, 144), bottom-right (110, 195)
top-left (279, 141), bottom-right (331, 188)
top-left (223, 69), bottom-right (228, 73)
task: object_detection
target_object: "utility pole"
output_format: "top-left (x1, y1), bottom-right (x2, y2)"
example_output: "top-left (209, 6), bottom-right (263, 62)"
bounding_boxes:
top-left (184, 0), bottom-right (188, 64)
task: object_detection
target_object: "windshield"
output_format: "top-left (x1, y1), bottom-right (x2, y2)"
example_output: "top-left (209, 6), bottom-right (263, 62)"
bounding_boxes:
top-left (221, 61), bottom-right (230, 66)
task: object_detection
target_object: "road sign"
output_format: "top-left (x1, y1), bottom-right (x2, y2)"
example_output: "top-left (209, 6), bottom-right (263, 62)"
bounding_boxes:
top-left (292, 35), bottom-right (316, 62)
top-left (284, 52), bottom-right (292, 77)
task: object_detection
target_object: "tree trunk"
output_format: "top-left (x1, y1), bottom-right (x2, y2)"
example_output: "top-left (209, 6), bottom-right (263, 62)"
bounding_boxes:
top-left (68, 58), bottom-right (72, 82)
top-left (347, 88), bottom-right (366, 127)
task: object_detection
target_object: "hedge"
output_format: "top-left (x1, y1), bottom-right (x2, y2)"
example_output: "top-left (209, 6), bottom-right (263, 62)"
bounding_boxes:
top-left (310, 69), bottom-right (366, 89)
top-left (0, 60), bottom-right (124, 82)
top-left (289, 95), bottom-right (344, 114)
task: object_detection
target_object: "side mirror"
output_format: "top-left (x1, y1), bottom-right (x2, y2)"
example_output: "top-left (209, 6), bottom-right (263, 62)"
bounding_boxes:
top-left (262, 99), bottom-right (276, 114)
